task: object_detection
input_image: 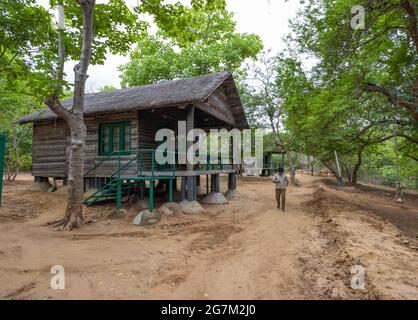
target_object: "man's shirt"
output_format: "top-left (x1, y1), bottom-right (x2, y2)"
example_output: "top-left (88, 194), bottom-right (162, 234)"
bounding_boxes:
top-left (273, 173), bottom-right (289, 189)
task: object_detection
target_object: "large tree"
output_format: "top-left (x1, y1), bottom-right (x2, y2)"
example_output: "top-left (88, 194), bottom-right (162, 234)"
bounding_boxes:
top-left (120, 5), bottom-right (263, 86)
top-left (289, 0), bottom-right (418, 122)
top-left (242, 52), bottom-right (302, 185)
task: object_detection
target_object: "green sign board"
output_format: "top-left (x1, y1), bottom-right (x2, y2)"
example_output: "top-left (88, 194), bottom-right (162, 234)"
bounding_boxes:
top-left (0, 134), bottom-right (5, 207)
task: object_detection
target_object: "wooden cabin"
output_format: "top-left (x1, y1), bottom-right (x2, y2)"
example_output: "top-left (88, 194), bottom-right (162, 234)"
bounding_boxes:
top-left (18, 71), bottom-right (248, 208)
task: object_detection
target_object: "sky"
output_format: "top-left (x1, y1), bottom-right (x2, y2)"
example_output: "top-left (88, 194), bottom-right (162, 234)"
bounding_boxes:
top-left (39, 0), bottom-right (301, 92)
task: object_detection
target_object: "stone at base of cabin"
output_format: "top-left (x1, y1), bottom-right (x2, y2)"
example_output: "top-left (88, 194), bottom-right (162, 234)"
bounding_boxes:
top-left (32, 180), bottom-right (52, 192)
top-left (179, 200), bottom-right (205, 215)
top-left (224, 189), bottom-right (236, 200)
top-left (160, 202), bottom-right (183, 215)
top-left (132, 210), bottom-right (161, 226)
top-left (160, 206), bottom-right (173, 216)
top-left (107, 208), bottom-right (127, 219)
top-left (201, 192), bottom-right (228, 205)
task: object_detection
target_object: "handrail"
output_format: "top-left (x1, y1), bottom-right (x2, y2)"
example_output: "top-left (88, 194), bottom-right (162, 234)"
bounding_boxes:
top-left (84, 151), bottom-right (117, 176)
top-left (85, 148), bottom-right (177, 179)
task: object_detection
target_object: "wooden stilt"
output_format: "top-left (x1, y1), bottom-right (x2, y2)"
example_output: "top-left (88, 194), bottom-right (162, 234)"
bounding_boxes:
top-left (181, 176), bottom-right (187, 201)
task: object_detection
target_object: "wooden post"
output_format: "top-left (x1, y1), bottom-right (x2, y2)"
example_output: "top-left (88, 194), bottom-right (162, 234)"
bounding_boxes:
top-left (186, 105), bottom-right (195, 201)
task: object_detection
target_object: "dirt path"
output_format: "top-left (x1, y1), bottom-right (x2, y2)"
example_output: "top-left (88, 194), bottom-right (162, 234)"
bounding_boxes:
top-left (0, 174), bottom-right (417, 299)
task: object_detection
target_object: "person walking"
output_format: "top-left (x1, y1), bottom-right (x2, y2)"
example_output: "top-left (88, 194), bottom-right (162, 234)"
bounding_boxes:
top-left (272, 167), bottom-right (289, 211)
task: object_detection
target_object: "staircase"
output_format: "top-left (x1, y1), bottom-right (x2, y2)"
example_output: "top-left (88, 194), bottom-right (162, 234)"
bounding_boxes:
top-left (82, 149), bottom-right (176, 209)
top-left (83, 178), bottom-right (138, 207)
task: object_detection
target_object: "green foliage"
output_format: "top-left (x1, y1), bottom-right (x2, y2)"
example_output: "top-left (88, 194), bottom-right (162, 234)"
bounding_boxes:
top-left (0, 0), bottom-right (56, 95)
top-left (50, 0), bottom-right (149, 65)
top-left (120, 6), bottom-right (263, 86)
top-left (0, 78), bottom-right (41, 180)
top-left (289, 0), bottom-right (417, 120)
top-left (271, 0), bottom-right (418, 185)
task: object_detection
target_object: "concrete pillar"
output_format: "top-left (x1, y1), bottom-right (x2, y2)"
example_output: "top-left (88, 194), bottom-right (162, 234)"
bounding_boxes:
top-left (225, 172), bottom-right (237, 199)
top-left (202, 173), bottom-right (228, 205)
top-left (214, 174), bottom-right (220, 193)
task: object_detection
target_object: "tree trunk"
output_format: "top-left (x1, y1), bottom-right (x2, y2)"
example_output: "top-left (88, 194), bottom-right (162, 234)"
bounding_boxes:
top-left (286, 151), bottom-right (300, 186)
top-left (309, 155), bottom-right (314, 176)
top-left (63, 118), bottom-right (86, 229)
top-left (342, 162), bottom-right (351, 182)
top-left (46, 0), bottom-right (95, 231)
top-left (351, 146), bottom-right (364, 184)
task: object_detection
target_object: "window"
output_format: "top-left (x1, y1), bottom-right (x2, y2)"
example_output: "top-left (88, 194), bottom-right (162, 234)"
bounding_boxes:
top-left (99, 122), bottom-right (131, 156)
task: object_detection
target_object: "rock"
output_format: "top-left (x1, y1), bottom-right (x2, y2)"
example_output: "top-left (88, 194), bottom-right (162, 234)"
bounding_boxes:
top-left (107, 209), bottom-right (127, 219)
top-left (224, 189), bottom-right (236, 200)
top-left (132, 210), bottom-right (161, 226)
top-left (201, 192), bottom-right (228, 205)
top-left (179, 200), bottom-right (205, 215)
top-left (132, 211), bottom-right (144, 225)
top-left (160, 206), bottom-right (173, 216)
top-left (159, 202), bottom-right (183, 215)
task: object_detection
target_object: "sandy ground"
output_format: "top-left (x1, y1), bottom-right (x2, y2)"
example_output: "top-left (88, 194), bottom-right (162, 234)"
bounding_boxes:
top-left (0, 173), bottom-right (417, 300)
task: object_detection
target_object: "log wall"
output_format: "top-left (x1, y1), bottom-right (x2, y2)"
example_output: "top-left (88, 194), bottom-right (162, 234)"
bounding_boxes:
top-left (32, 111), bottom-right (139, 178)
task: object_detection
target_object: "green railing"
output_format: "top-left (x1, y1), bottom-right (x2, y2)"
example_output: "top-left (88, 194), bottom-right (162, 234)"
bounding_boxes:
top-left (0, 134), bottom-right (5, 207)
top-left (84, 149), bottom-right (176, 211)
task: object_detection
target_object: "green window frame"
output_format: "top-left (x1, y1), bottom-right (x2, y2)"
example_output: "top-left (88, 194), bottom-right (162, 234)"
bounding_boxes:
top-left (99, 122), bottom-right (131, 156)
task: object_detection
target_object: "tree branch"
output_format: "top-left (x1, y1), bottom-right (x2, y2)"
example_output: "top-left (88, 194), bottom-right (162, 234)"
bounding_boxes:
top-left (362, 82), bottom-right (418, 122)
top-left (397, 133), bottom-right (418, 144)
top-left (401, 0), bottom-right (418, 53)
top-left (44, 1), bottom-right (70, 122)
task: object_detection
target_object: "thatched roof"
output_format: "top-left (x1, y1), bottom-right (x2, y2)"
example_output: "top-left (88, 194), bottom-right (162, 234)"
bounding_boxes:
top-left (18, 71), bottom-right (248, 128)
